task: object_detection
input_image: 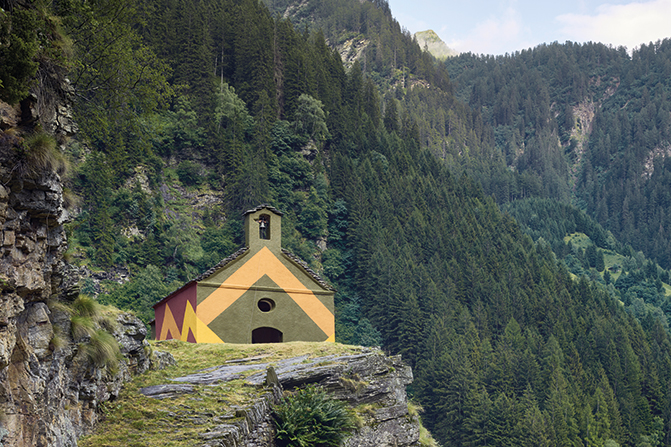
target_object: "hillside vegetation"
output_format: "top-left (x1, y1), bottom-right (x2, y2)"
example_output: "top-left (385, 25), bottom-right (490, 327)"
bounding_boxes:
top-left (447, 41), bottom-right (671, 271)
top-left (3, 0), bottom-right (671, 446)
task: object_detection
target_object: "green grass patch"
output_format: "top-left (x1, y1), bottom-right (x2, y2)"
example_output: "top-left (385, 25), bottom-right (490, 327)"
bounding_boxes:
top-left (565, 232), bottom-right (627, 282)
top-left (78, 341), bottom-right (365, 446)
top-left (564, 232), bottom-right (591, 249)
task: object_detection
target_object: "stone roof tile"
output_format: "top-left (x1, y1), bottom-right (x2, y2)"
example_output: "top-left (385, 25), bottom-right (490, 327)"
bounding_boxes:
top-left (192, 247), bottom-right (249, 283)
top-left (242, 204), bottom-right (283, 217)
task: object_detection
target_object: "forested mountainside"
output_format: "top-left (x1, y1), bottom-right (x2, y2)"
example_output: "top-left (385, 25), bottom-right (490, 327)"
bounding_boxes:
top-left (446, 41), bottom-right (671, 272)
top-left (4, 0), bottom-right (671, 446)
top-left (265, 0), bottom-right (560, 206)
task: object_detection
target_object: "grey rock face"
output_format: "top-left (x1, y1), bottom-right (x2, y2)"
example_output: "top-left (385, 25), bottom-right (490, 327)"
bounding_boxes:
top-left (0, 304), bottom-right (160, 447)
top-left (17, 302), bottom-right (53, 360)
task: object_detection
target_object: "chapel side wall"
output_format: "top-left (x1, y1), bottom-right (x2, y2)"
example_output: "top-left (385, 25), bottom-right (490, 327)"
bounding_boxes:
top-left (154, 282), bottom-right (198, 341)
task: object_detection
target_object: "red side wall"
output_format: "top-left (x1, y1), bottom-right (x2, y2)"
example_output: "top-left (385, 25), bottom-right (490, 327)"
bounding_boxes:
top-left (154, 282), bottom-right (198, 340)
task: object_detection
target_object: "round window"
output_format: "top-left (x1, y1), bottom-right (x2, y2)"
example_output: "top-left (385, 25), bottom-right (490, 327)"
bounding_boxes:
top-left (257, 298), bottom-right (276, 312)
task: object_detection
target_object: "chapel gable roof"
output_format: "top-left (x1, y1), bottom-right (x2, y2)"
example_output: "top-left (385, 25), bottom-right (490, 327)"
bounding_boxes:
top-left (192, 246), bottom-right (249, 283)
top-left (183, 245), bottom-right (334, 292)
top-left (281, 249), bottom-right (335, 291)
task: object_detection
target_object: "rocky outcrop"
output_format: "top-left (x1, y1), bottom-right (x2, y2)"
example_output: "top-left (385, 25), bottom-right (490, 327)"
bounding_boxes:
top-left (0, 308), bottom-right (155, 447)
top-left (0, 147), bottom-right (163, 446)
top-left (0, 80), bottom-right (166, 446)
top-left (140, 349), bottom-right (421, 447)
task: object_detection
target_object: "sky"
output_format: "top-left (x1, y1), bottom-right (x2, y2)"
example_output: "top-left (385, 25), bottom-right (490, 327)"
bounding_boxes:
top-left (387, 0), bottom-right (671, 56)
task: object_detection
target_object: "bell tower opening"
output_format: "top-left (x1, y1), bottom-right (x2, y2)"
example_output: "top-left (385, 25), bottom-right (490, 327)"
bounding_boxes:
top-left (243, 205), bottom-right (283, 252)
top-left (252, 327), bottom-right (283, 343)
top-left (259, 214), bottom-right (270, 240)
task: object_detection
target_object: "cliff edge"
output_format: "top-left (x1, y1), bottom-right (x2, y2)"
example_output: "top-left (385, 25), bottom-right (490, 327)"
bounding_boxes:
top-left (79, 341), bottom-right (436, 447)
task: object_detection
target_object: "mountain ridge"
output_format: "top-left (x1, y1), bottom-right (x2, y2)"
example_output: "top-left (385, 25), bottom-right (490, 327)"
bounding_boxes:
top-left (414, 29), bottom-right (457, 60)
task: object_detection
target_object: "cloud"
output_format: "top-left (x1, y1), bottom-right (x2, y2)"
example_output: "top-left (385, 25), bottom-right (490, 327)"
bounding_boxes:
top-left (557, 0), bottom-right (671, 50)
top-left (445, 6), bottom-right (533, 55)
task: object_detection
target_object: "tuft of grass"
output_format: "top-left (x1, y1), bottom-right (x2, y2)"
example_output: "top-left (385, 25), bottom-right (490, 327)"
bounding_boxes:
top-left (63, 187), bottom-right (81, 210)
top-left (20, 131), bottom-right (69, 176)
top-left (98, 314), bottom-right (118, 333)
top-left (70, 314), bottom-right (96, 339)
top-left (50, 295), bottom-right (124, 375)
top-left (419, 424), bottom-right (439, 447)
top-left (353, 402), bottom-right (382, 428)
top-left (47, 298), bottom-right (74, 316)
top-left (50, 327), bottom-right (67, 350)
top-left (408, 402), bottom-right (439, 447)
top-left (340, 376), bottom-right (368, 396)
top-left (82, 329), bottom-right (123, 374)
top-left (72, 294), bottom-right (99, 318)
top-left (408, 401), bottom-right (423, 418)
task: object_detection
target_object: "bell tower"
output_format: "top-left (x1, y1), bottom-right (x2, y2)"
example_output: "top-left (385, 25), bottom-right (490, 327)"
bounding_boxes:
top-left (243, 205), bottom-right (283, 253)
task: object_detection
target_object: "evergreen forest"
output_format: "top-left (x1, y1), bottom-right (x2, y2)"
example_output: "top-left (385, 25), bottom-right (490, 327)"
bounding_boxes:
top-left (4, 0), bottom-right (671, 445)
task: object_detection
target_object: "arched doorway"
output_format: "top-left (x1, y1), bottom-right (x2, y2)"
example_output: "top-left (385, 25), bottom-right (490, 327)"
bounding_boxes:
top-left (252, 327), bottom-right (283, 343)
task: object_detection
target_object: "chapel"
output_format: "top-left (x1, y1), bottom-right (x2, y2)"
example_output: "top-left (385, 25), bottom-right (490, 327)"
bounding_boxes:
top-left (152, 205), bottom-right (335, 343)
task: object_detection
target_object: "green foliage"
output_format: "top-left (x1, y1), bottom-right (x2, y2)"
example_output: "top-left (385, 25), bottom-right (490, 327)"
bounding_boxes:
top-left (297, 187), bottom-right (328, 239)
top-left (99, 265), bottom-right (181, 324)
top-left (272, 384), bottom-right (357, 447)
top-left (292, 93), bottom-right (329, 145)
top-left (59, 0), bottom-right (172, 140)
top-left (0, 6), bottom-right (41, 103)
top-left (175, 161), bottom-right (203, 186)
top-left (447, 40), bottom-right (671, 278)
top-left (507, 198), bottom-right (671, 333)
top-left (215, 82), bottom-right (252, 132)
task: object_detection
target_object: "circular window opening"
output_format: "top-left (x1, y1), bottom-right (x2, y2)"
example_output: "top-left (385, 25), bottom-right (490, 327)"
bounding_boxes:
top-left (257, 298), bottom-right (276, 312)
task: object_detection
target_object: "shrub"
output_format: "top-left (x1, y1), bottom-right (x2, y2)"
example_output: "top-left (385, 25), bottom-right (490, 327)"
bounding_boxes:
top-left (272, 385), bottom-right (357, 447)
top-left (176, 160), bottom-right (203, 186)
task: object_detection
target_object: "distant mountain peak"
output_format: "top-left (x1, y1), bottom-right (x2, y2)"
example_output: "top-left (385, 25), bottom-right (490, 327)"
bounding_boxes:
top-left (414, 30), bottom-right (457, 60)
